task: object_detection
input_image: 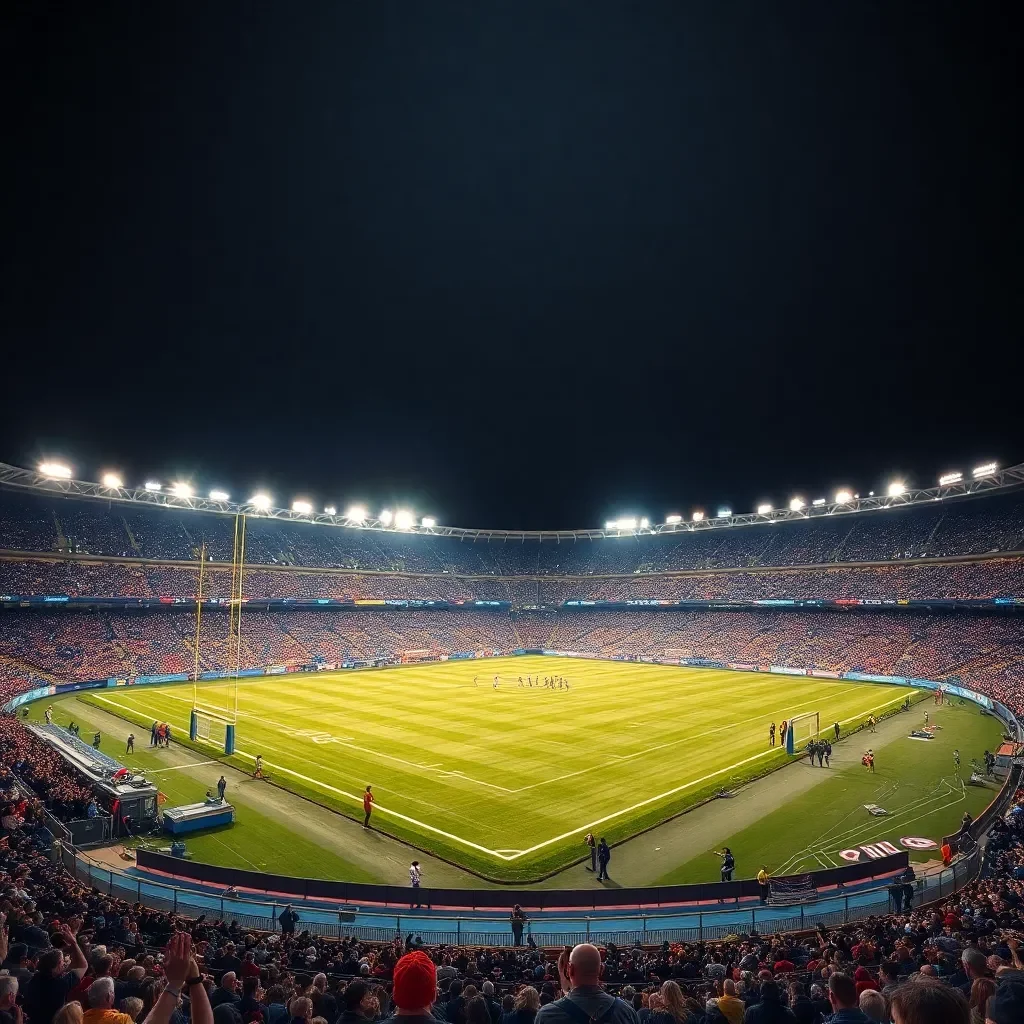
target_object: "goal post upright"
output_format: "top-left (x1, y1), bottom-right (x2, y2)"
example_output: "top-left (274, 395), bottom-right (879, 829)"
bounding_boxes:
top-left (786, 710), bottom-right (820, 755)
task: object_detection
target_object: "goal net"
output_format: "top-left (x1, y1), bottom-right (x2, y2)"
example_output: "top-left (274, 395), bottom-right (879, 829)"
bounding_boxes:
top-left (189, 709), bottom-right (235, 754)
top-left (786, 711), bottom-right (820, 755)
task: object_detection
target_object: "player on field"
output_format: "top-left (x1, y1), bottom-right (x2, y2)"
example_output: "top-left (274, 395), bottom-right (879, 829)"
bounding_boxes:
top-left (493, 676), bottom-right (499, 689)
top-left (254, 754), bottom-right (264, 778)
top-left (823, 740), bottom-right (832, 766)
top-left (769, 722), bottom-right (776, 747)
top-left (953, 749), bottom-right (961, 773)
top-left (363, 785), bottom-right (374, 828)
top-left (518, 676), bottom-right (524, 687)
top-left (780, 720), bottom-right (788, 745)
top-left (834, 720), bottom-right (841, 740)
top-left (474, 675), bottom-right (478, 686)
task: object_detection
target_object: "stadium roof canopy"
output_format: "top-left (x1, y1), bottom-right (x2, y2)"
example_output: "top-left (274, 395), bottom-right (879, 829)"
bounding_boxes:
top-left (1, 460), bottom-right (1023, 542)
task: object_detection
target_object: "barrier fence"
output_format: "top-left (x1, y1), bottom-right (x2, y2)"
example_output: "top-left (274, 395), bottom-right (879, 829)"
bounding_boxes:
top-left (64, 846), bottom-right (983, 947)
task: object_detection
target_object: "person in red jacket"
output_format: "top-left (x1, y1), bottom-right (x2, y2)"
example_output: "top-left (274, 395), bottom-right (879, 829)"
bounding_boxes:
top-left (363, 785), bottom-right (374, 828)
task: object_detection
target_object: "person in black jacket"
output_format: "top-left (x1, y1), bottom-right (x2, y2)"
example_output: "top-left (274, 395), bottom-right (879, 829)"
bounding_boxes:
top-left (597, 839), bottom-right (611, 882)
top-left (742, 980), bottom-right (796, 1023)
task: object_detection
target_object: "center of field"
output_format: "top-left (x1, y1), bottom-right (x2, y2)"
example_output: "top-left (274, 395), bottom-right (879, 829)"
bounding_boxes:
top-left (81, 657), bottom-right (911, 876)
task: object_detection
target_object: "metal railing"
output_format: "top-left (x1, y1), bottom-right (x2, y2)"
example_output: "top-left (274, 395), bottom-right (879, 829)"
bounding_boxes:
top-left (63, 845), bottom-right (982, 946)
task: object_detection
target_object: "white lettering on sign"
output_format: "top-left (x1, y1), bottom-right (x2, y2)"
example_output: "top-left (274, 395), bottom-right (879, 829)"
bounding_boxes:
top-left (860, 844), bottom-right (885, 859)
top-left (900, 836), bottom-right (939, 850)
top-left (839, 849), bottom-right (861, 862)
top-left (877, 841), bottom-right (900, 856)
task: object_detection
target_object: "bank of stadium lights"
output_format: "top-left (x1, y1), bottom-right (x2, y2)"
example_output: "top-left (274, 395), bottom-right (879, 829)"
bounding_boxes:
top-left (291, 499), bottom-right (313, 515)
top-left (347, 505), bottom-right (368, 523)
top-left (835, 490), bottom-right (853, 504)
top-left (939, 471), bottom-right (963, 486)
top-left (171, 482), bottom-right (193, 498)
top-left (101, 472), bottom-right (123, 489)
top-left (249, 493), bottom-right (272, 510)
top-left (640, 517), bottom-right (650, 529)
top-left (144, 481), bottom-right (161, 492)
top-left (692, 511), bottom-right (704, 522)
top-left (209, 490), bottom-right (230, 502)
top-left (789, 497), bottom-right (805, 511)
top-left (323, 505), bottom-right (336, 516)
top-left (717, 508), bottom-right (732, 518)
top-left (394, 510), bottom-right (415, 530)
top-left (39, 461), bottom-right (73, 479)
top-left (812, 498), bottom-right (826, 507)
top-left (887, 481), bottom-right (906, 497)
top-left (973, 462), bottom-right (998, 478)
top-left (379, 509), bottom-right (393, 526)
top-left (664, 514), bottom-right (683, 525)
top-left (421, 517), bottom-right (436, 528)
top-left (756, 503), bottom-right (772, 515)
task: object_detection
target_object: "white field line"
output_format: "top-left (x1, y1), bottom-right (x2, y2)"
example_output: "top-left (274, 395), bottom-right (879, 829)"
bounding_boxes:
top-left (136, 760), bottom-right (220, 774)
top-left (87, 685), bottom-right (915, 864)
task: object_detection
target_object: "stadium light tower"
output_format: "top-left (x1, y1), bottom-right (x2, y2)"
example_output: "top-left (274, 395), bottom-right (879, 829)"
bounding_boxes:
top-left (812, 497), bottom-right (826, 506)
top-left (39, 461), bottom-right (72, 479)
top-left (144, 481), bottom-right (161, 492)
top-left (614, 517), bottom-right (638, 530)
top-left (379, 509), bottom-right (393, 526)
top-left (171, 482), bottom-right (194, 498)
top-left (664, 514), bottom-right (682, 525)
top-left (835, 489), bottom-right (853, 504)
top-left (101, 472), bottom-right (123, 489)
top-left (209, 489), bottom-right (230, 501)
top-left (692, 511), bottom-right (704, 521)
top-left (757, 503), bottom-right (772, 515)
top-left (421, 516), bottom-right (436, 528)
top-left (789, 497), bottom-right (805, 511)
top-left (639, 516), bottom-right (649, 529)
top-left (972, 462), bottom-right (997, 478)
top-left (717, 507), bottom-right (732, 518)
top-left (939, 471), bottom-right (962, 486)
top-left (249, 493), bottom-right (272, 510)
top-left (394, 509), bottom-right (414, 530)
top-left (291, 499), bottom-right (313, 514)
top-left (887, 481), bottom-right (906, 497)
top-left (323, 505), bottom-right (337, 515)
top-left (347, 505), bottom-right (368, 523)
top-left (605, 520), bottom-right (617, 530)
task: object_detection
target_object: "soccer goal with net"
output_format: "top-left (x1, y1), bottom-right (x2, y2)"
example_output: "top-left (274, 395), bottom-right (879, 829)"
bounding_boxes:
top-left (189, 709), bottom-right (236, 754)
top-left (786, 711), bottom-right (820, 755)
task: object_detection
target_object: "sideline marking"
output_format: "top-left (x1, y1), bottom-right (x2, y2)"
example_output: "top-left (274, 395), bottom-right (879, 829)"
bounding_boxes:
top-left (135, 760), bottom-right (219, 775)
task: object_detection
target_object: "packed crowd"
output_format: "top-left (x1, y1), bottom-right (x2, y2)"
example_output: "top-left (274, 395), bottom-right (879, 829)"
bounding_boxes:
top-left (3, 487), bottom-right (1024, 576)
top-left (0, 608), bottom-right (1022, 716)
top-left (0, 714), bottom-right (1021, 1024)
top-left (3, 555), bottom-right (1024, 605)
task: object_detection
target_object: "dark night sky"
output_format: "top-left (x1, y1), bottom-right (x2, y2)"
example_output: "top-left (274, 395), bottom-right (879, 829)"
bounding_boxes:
top-left (2, 3), bottom-right (1022, 529)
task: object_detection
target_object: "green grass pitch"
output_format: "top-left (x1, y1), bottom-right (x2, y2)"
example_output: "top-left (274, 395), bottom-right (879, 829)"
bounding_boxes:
top-left (73, 656), bottom-right (932, 881)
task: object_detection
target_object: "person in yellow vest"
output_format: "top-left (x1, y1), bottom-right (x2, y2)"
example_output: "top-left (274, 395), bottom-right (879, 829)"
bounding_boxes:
top-left (757, 866), bottom-right (771, 902)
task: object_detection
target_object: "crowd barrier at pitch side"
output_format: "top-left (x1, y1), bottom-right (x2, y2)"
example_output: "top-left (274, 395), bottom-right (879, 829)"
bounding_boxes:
top-left (60, 846), bottom-right (985, 946)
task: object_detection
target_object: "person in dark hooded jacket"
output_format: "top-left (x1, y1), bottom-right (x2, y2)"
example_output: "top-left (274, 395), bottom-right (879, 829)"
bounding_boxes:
top-left (742, 981), bottom-right (796, 1023)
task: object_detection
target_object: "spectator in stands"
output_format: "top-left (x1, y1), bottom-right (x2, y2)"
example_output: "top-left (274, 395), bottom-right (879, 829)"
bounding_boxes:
top-left (0, 976), bottom-right (20, 1024)
top-left (23, 925), bottom-right (87, 1024)
top-left (888, 982), bottom-right (969, 1024)
top-left (211, 973), bottom-right (241, 1009)
top-left (857, 990), bottom-right (886, 1023)
top-left (824, 974), bottom-right (870, 1023)
top-left (385, 950), bottom-right (437, 1024)
top-left (503, 988), bottom-right (540, 1024)
top-left (742, 980), bottom-right (795, 1023)
top-left (83, 977), bottom-right (135, 1024)
top-left (535, 944), bottom-right (637, 1024)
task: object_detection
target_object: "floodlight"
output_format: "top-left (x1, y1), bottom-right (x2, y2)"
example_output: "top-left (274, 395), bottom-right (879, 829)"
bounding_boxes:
top-left (171, 482), bottom-right (194, 498)
top-left (209, 490), bottom-right (230, 502)
top-left (757, 503), bottom-right (772, 515)
top-left (972, 462), bottom-right (997, 478)
top-left (346, 505), bottom-right (368, 523)
top-left (394, 509), bottom-right (415, 530)
top-left (717, 507), bottom-right (732, 518)
top-left (835, 490), bottom-right (853, 504)
top-left (605, 521), bottom-right (617, 530)
top-left (692, 511), bottom-right (704, 522)
top-left (101, 472), bottom-right (123, 489)
top-left (639, 517), bottom-right (650, 529)
top-left (664, 514), bottom-right (683, 525)
top-left (379, 509), bottom-right (393, 526)
top-left (812, 498), bottom-right (826, 506)
top-left (421, 517), bottom-right (436, 528)
top-left (887, 481), bottom-right (905, 497)
top-left (291, 500), bottom-right (313, 514)
top-left (250, 493), bottom-right (272, 510)
top-left (789, 497), bottom-right (805, 511)
top-left (39, 462), bottom-right (72, 479)
top-left (324, 505), bottom-right (337, 515)
top-left (614, 517), bottom-right (638, 530)
top-left (939, 471), bottom-right (962, 486)
top-left (144, 481), bottom-right (161, 492)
